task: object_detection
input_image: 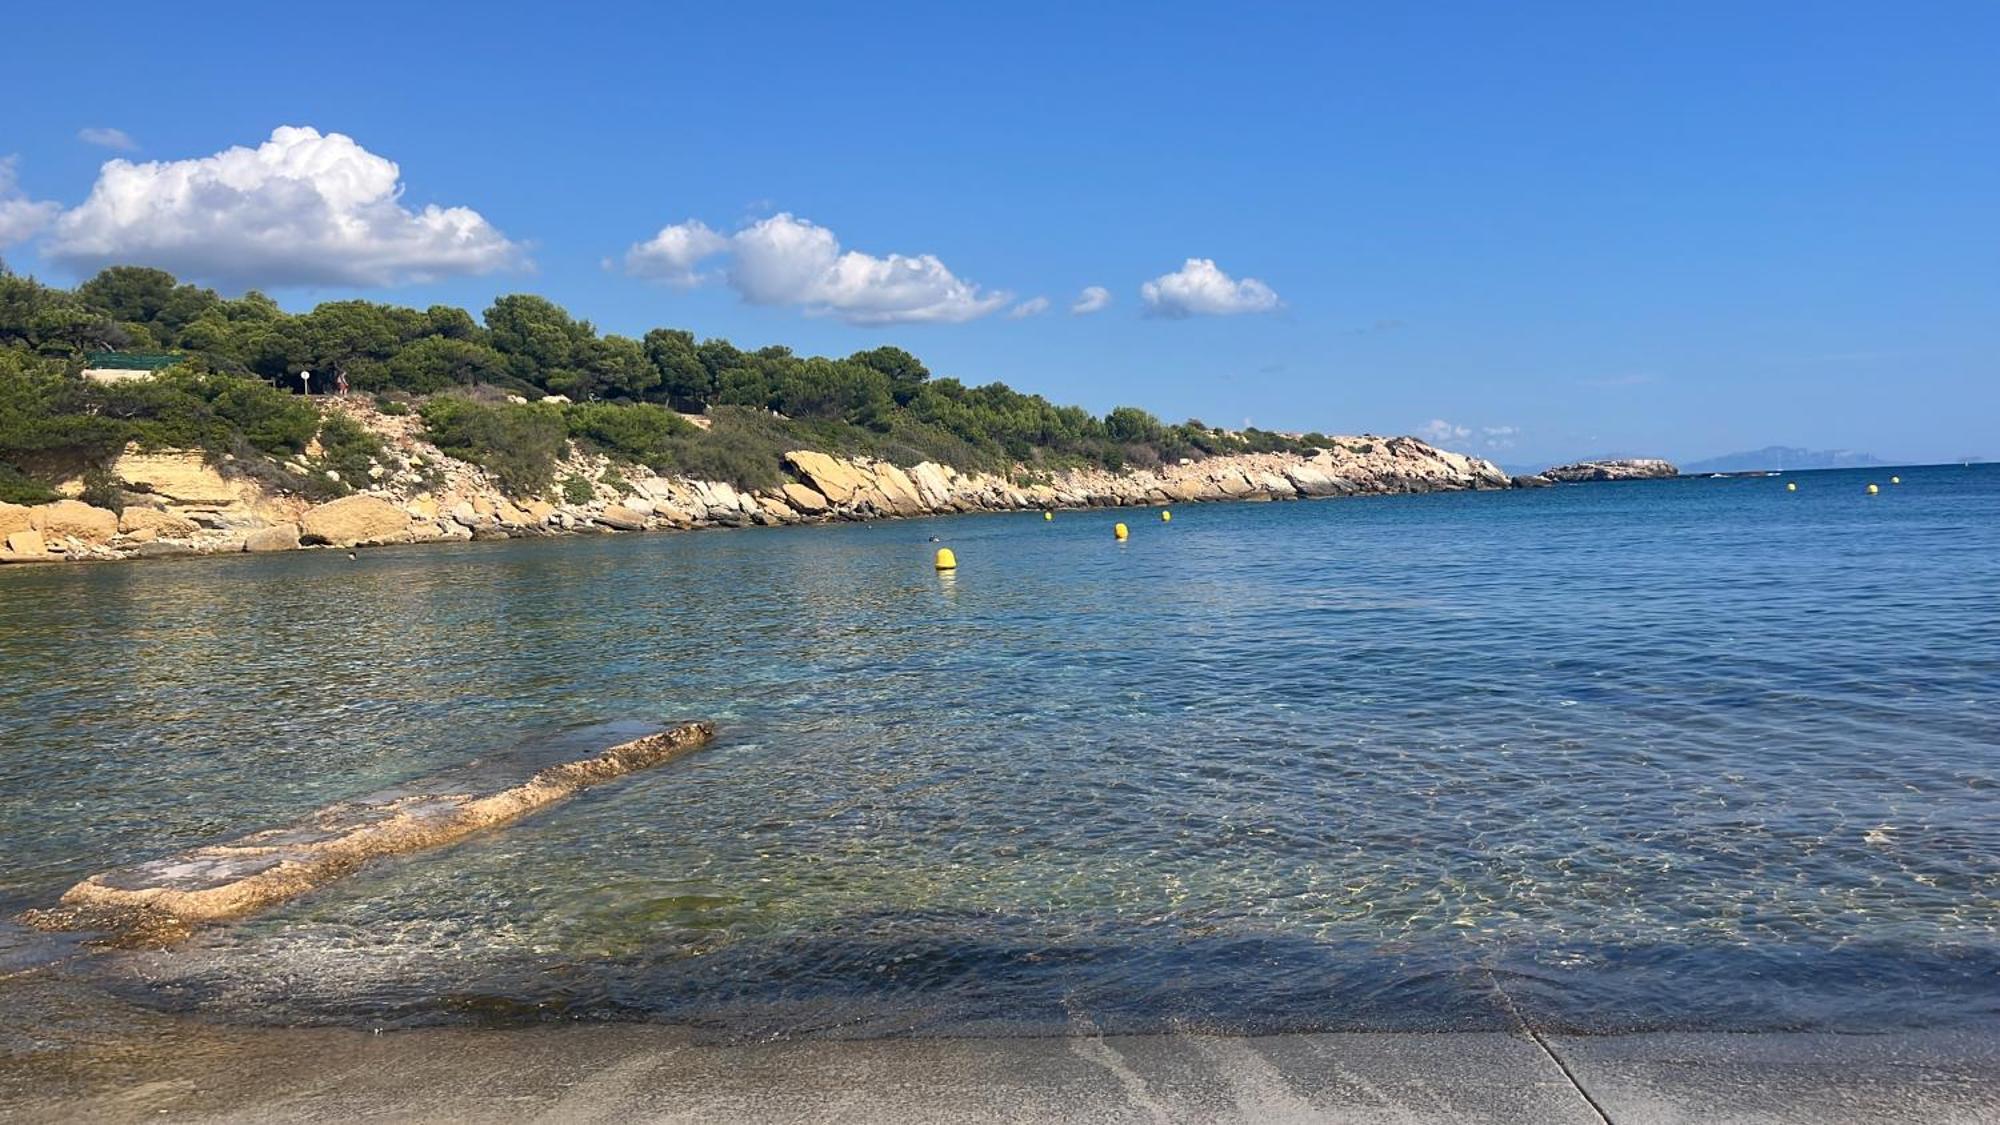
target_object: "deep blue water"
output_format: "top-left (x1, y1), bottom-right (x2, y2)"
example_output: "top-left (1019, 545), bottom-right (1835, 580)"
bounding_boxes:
top-left (1, 465), bottom-right (1995, 1037)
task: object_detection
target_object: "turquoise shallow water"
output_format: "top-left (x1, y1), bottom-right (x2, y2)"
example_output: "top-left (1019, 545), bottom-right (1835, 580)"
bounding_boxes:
top-left (1, 466), bottom-right (1996, 1037)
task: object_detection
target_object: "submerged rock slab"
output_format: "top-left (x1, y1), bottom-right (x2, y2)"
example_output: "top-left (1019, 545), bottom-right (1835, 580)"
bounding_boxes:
top-left (24, 720), bottom-right (716, 945)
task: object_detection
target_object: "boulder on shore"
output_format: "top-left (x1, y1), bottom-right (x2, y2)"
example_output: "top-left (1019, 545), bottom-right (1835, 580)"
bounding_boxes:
top-left (1541, 458), bottom-right (1679, 482)
top-left (4, 529), bottom-right (48, 558)
top-left (243, 524), bottom-right (302, 553)
top-left (781, 482), bottom-right (829, 512)
top-left (120, 507), bottom-right (201, 538)
top-left (784, 450), bottom-right (871, 505)
top-left (300, 495), bottom-right (412, 547)
top-left (33, 500), bottom-right (119, 543)
top-left (595, 505), bottom-right (650, 531)
top-left (0, 502), bottom-right (34, 538)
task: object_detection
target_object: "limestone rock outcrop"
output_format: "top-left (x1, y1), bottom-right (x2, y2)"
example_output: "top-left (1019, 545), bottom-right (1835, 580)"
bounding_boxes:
top-left (0, 502), bottom-right (34, 538)
top-left (784, 450), bottom-right (871, 504)
top-left (595, 504), bottom-right (651, 531)
top-left (781, 482), bottom-right (829, 512)
top-left (300, 495), bottom-right (412, 547)
top-left (33, 500), bottom-right (119, 544)
top-left (4, 528), bottom-right (48, 559)
top-left (8, 390), bottom-right (1529, 566)
top-left (119, 507), bottom-right (201, 538)
top-left (111, 447), bottom-right (246, 506)
top-left (243, 524), bottom-right (303, 553)
top-left (1542, 458), bottom-right (1679, 483)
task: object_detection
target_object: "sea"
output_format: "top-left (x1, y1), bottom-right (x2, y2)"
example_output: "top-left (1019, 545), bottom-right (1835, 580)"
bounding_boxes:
top-left (1, 465), bottom-right (1994, 1038)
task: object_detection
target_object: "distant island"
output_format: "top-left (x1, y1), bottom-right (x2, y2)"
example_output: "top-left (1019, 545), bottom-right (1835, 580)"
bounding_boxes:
top-left (1681, 446), bottom-right (1887, 473)
top-left (1538, 458), bottom-right (1679, 483)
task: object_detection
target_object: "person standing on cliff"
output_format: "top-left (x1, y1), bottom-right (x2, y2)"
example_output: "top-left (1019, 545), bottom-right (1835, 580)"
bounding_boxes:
top-left (334, 369), bottom-right (349, 396)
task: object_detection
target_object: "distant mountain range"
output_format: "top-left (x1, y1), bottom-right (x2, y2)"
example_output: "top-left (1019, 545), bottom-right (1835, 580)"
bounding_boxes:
top-left (1680, 447), bottom-right (1888, 473)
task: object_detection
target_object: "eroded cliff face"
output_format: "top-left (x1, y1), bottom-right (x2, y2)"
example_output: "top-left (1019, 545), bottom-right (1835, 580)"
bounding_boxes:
top-left (0, 401), bottom-right (1513, 565)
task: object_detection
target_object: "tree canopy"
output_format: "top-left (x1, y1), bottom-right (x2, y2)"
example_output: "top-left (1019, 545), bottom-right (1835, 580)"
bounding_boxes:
top-left (0, 263), bottom-right (1337, 499)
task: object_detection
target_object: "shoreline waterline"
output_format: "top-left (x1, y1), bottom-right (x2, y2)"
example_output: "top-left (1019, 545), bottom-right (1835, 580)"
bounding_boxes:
top-left (1, 979), bottom-right (1995, 1125)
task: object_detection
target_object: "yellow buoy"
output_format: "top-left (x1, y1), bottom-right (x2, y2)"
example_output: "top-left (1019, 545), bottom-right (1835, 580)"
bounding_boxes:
top-left (1786, 482), bottom-right (1797, 492)
top-left (1113, 522), bottom-right (1129, 540)
top-left (934, 547), bottom-right (957, 570)
top-left (1891, 475), bottom-right (1901, 485)
top-left (1044, 510), bottom-right (1053, 521)
top-left (1867, 484), bottom-right (1879, 495)
top-left (1160, 510), bottom-right (1172, 522)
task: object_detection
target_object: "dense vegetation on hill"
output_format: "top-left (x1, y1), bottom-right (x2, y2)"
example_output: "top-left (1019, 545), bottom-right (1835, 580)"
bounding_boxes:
top-left (0, 264), bottom-right (1342, 501)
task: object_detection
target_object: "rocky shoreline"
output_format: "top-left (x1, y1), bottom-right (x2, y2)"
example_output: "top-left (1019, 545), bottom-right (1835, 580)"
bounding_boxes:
top-left (1539, 457), bottom-right (1679, 482)
top-left (0, 400), bottom-right (1515, 565)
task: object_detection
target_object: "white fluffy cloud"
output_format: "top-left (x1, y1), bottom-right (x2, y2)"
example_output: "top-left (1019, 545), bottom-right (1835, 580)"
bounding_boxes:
top-left (44, 126), bottom-right (525, 287)
top-left (0, 157), bottom-right (61, 246)
top-left (621, 212), bottom-right (1009, 325)
top-left (1420, 419), bottom-right (1472, 444)
top-left (1420, 420), bottom-right (1520, 451)
top-left (78, 127), bottom-right (137, 151)
top-left (1071, 285), bottom-right (1112, 315)
top-left (620, 219), bottom-right (729, 286)
top-left (1007, 296), bottom-right (1050, 318)
top-left (1140, 258), bottom-right (1280, 318)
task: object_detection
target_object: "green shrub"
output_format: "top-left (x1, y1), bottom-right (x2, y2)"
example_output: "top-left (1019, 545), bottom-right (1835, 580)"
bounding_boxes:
top-left (560, 474), bottom-right (594, 505)
top-left (314, 413), bottom-right (389, 487)
top-left (565, 401), bottom-right (693, 466)
top-left (0, 462), bottom-right (57, 504)
top-left (77, 467), bottom-right (122, 512)
top-left (650, 426), bottom-right (785, 491)
top-left (419, 396), bottom-right (569, 496)
top-left (90, 369), bottom-right (317, 456)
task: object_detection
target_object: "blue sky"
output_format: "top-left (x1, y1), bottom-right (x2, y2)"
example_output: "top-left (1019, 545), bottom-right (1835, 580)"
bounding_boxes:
top-left (3, 1), bottom-right (1994, 466)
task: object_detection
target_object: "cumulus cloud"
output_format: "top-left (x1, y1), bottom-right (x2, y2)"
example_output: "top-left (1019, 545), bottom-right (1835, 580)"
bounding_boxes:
top-left (0, 158), bottom-right (61, 246)
top-left (1140, 258), bottom-right (1280, 318)
top-left (619, 219), bottom-right (728, 286)
top-left (1071, 285), bottom-right (1112, 315)
top-left (1419, 419), bottom-right (1472, 444)
top-left (620, 212), bottom-right (1010, 325)
top-left (78, 127), bottom-right (137, 151)
top-left (1007, 296), bottom-right (1050, 319)
top-left (44, 126), bottom-right (525, 287)
top-left (1421, 420), bottom-right (1521, 452)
